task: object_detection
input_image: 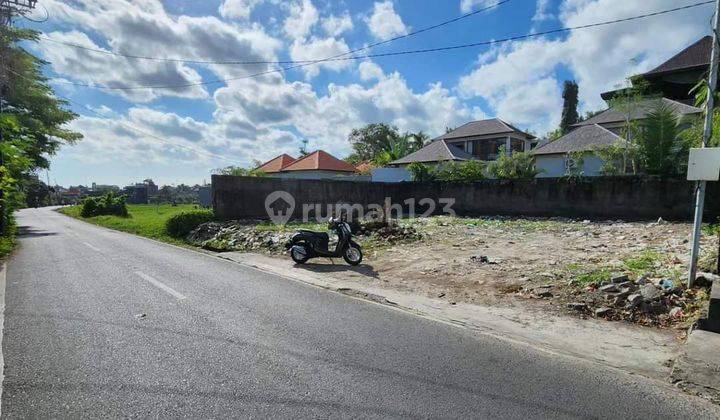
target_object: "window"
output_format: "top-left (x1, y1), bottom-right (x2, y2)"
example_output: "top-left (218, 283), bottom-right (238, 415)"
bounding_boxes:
top-left (510, 138), bottom-right (524, 153)
top-left (470, 138), bottom-right (506, 161)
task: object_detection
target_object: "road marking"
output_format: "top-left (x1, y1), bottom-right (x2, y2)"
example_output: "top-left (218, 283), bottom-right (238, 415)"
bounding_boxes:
top-left (83, 242), bottom-right (101, 252)
top-left (134, 271), bottom-right (187, 301)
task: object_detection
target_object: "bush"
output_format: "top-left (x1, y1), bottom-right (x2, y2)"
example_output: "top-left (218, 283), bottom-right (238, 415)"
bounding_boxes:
top-left (435, 160), bottom-right (486, 182)
top-left (487, 147), bottom-right (540, 180)
top-left (407, 162), bottom-right (436, 182)
top-left (165, 210), bottom-right (215, 238)
top-left (81, 193), bottom-right (128, 217)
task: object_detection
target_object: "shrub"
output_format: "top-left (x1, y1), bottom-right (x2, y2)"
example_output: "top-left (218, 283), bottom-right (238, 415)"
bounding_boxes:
top-left (165, 210), bottom-right (215, 238)
top-left (487, 147), bottom-right (540, 180)
top-left (407, 162), bottom-right (436, 182)
top-left (81, 192), bottom-right (128, 217)
top-left (435, 160), bottom-right (486, 182)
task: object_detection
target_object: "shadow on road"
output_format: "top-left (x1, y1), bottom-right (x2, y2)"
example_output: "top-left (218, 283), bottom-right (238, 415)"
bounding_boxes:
top-left (292, 261), bottom-right (379, 279)
top-left (17, 226), bottom-right (58, 238)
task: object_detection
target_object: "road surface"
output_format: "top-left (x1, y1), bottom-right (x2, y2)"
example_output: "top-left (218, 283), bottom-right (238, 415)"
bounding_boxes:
top-left (2, 207), bottom-right (718, 418)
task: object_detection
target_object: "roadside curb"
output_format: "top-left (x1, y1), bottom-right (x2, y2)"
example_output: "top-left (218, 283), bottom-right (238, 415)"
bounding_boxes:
top-left (671, 329), bottom-right (720, 404)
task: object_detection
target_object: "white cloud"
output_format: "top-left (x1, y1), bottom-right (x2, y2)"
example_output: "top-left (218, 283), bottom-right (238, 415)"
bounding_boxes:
top-left (532, 0), bottom-right (552, 23)
top-left (458, 0), bottom-right (709, 133)
top-left (358, 61), bottom-right (385, 81)
top-left (283, 0), bottom-right (319, 40)
top-left (322, 13), bottom-right (354, 37)
top-left (365, 1), bottom-right (408, 40)
top-left (289, 37), bottom-right (352, 79)
top-left (460, 0), bottom-right (496, 13)
top-left (219, 0), bottom-right (263, 20)
top-left (41, 0), bottom-right (281, 102)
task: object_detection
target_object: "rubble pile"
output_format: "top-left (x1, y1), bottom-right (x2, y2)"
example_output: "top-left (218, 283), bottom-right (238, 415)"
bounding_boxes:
top-left (526, 272), bottom-right (713, 327)
top-left (185, 219), bottom-right (423, 253)
top-left (186, 221), bottom-right (291, 252)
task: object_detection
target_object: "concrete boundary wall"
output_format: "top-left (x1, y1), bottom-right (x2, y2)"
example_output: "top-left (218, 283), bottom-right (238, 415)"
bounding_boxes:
top-left (212, 175), bottom-right (720, 221)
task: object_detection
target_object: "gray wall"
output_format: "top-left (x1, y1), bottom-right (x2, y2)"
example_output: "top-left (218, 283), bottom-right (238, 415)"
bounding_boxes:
top-left (212, 174), bottom-right (720, 221)
top-left (535, 154), bottom-right (606, 178)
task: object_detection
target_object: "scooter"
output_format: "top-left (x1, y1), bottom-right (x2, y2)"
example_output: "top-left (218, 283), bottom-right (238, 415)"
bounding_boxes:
top-left (285, 218), bottom-right (363, 265)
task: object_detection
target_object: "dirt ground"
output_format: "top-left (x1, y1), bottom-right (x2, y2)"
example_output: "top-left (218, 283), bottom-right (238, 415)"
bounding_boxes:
top-left (352, 217), bottom-right (713, 329)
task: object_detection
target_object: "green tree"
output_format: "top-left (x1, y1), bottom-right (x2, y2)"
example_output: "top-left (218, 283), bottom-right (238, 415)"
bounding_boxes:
top-left (214, 166), bottom-right (266, 177)
top-left (607, 79), bottom-right (649, 174)
top-left (635, 102), bottom-right (683, 176)
top-left (0, 27), bottom-right (81, 234)
top-left (372, 132), bottom-right (423, 166)
top-left (560, 81), bottom-right (579, 135)
top-left (348, 123), bottom-right (399, 161)
top-left (487, 147), bottom-right (539, 180)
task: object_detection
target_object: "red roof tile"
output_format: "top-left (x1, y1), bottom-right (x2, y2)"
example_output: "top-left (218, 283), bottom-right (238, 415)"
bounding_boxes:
top-left (256, 154), bottom-right (296, 173)
top-left (280, 150), bottom-right (357, 172)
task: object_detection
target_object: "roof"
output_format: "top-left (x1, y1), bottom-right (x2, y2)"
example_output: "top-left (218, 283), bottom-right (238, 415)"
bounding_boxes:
top-left (256, 154), bottom-right (296, 173)
top-left (280, 150), bottom-right (357, 172)
top-left (389, 140), bottom-right (475, 165)
top-left (532, 124), bottom-right (623, 156)
top-left (573, 97), bottom-right (701, 127)
top-left (643, 36), bottom-right (711, 77)
top-left (432, 118), bottom-right (536, 141)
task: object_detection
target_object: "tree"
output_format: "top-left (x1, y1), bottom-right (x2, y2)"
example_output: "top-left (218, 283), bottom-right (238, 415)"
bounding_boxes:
top-left (560, 81), bottom-right (579, 135)
top-left (487, 147), bottom-right (540, 180)
top-left (298, 138), bottom-right (309, 156)
top-left (607, 78), bottom-right (650, 174)
top-left (635, 102), bottom-right (683, 176)
top-left (214, 166), bottom-right (266, 177)
top-left (372, 132), bottom-right (423, 166)
top-left (348, 123), bottom-right (399, 162)
top-left (0, 27), bottom-right (81, 233)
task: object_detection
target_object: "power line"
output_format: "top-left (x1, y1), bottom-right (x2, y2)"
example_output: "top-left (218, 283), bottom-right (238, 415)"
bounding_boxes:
top-left (40, 0), bottom-right (715, 92)
top-left (6, 66), bottom-right (238, 163)
top-left (35, 0), bottom-right (512, 66)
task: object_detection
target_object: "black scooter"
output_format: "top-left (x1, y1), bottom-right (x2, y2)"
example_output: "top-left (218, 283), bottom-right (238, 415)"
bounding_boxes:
top-left (285, 218), bottom-right (363, 265)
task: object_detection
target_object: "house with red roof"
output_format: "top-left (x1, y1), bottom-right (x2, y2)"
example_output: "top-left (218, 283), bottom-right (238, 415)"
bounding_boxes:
top-left (256, 150), bottom-right (361, 180)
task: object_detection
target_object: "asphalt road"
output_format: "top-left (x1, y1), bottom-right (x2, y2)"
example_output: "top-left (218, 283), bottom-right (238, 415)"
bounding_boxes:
top-left (2, 207), bottom-right (718, 419)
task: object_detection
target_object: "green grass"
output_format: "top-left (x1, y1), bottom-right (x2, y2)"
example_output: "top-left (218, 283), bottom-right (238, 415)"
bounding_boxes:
top-left (565, 263), bottom-right (613, 286)
top-left (58, 204), bottom-right (200, 245)
top-left (0, 221), bottom-right (16, 260)
top-left (622, 249), bottom-right (663, 275)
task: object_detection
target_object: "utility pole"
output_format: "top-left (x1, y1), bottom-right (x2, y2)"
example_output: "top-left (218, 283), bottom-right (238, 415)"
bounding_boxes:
top-left (688, 0), bottom-right (720, 288)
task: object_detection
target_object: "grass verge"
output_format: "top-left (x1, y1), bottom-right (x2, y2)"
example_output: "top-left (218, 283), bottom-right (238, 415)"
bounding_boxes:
top-left (58, 204), bottom-right (199, 246)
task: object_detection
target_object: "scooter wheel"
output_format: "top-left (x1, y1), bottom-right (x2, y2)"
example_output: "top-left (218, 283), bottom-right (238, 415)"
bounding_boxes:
top-left (290, 245), bottom-right (310, 264)
top-left (343, 244), bottom-right (363, 266)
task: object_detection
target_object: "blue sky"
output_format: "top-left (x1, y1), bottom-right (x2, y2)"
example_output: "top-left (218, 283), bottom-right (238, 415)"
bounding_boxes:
top-left (19, 0), bottom-right (713, 186)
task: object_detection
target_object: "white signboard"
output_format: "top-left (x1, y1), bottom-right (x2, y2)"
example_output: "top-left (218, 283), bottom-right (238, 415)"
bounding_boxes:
top-left (687, 148), bottom-right (720, 181)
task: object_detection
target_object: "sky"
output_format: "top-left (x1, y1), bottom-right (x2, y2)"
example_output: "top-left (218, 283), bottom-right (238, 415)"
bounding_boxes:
top-left (16, 0), bottom-right (714, 187)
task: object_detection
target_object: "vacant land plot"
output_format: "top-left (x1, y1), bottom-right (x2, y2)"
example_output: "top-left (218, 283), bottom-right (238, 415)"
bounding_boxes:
top-left (59, 204), bottom-right (199, 245)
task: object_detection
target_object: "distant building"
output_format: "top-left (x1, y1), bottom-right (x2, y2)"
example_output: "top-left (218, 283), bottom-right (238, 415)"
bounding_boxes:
top-left (256, 150), bottom-right (361, 180)
top-left (389, 118), bottom-right (536, 166)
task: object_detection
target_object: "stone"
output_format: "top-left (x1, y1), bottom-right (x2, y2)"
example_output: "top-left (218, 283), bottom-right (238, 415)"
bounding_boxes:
top-left (567, 302), bottom-right (588, 311)
top-left (627, 293), bottom-right (643, 308)
top-left (611, 274), bottom-right (630, 284)
top-left (640, 283), bottom-right (663, 301)
top-left (696, 272), bottom-right (720, 288)
top-left (599, 284), bottom-right (619, 293)
top-left (669, 307), bottom-right (684, 318)
top-left (534, 287), bottom-right (553, 298)
top-left (595, 307), bottom-right (612, 317)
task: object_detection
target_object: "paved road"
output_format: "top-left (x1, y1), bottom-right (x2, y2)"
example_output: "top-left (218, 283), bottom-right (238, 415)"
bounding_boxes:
top-left (2, 207), bottom-right (718, 418)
